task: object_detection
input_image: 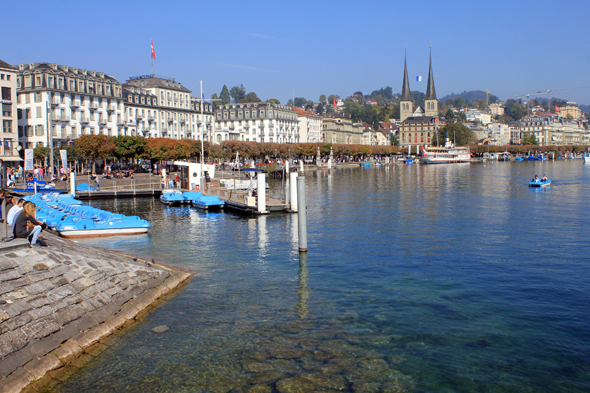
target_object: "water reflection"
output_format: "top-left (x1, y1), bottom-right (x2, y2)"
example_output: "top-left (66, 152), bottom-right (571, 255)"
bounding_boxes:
top-left (296, 253), bottom-right (309, 319)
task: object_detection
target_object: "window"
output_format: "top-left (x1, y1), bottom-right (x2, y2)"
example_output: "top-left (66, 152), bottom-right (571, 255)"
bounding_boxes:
top-left (36, 107), bottom-right (42, 118)
top-left (35, 92), bottom-right (41, 102)
top-left (2, 87), bottom-right (11, 100)
top-left (3, 120), bottom-right (12, 133)
top-left (35, 125), bottom-right (44, 136)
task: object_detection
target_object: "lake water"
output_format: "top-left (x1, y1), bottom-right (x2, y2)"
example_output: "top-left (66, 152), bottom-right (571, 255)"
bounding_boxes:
top-left (52, 160), bottom-right (590, 392)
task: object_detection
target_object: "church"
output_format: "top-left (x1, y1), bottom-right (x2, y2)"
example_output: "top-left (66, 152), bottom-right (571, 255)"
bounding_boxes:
top-left (398, 48), bottom-right (441, 147)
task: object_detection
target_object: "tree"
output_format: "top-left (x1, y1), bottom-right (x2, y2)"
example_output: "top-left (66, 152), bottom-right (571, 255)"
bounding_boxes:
top-left (210, 93), bottom-right (219, 101)
top-left (435, 123), bottom-right (476, 146)
top-left (34, 146), bottom-right (49, 165)
top-left (245, 92), bottom-right (261, 103)
top-left (219, 85), bottom-right (230, 105)
top-left (353, 91), bottom-right (363, 97)
top-left (75, 134), bottom-right (116, 172)
top-left (521, 132), bottom-right (539, 146)
top-left (293, 97), bottom-right (307, 107)
top-left (457, 112), bottom-right (467, 122)
top-left (267, 98), bottom-right (280, 105)
top-left (114, 136), bottom-right (146, 160)
top-left (454, 97), bottom-right (464, 108)
top-left (445, 108), bottom-right (455, 120)
top-left (390, 134), bottom-right (399, 146)
top-left (505, 99), bottom-right (526, 121)
top-left (230, 84), bottom-right (247, 103)
top-left (327, 94), bottom-right (339, 105)
top-left (319, 94), bottom-right (327, 103)
top-left (315, 104), bottom-right (324, 115)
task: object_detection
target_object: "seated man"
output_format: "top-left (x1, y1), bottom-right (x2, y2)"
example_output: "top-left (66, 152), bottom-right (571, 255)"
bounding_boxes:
top-left (541, 175), bottom-right (548, 182)
top-left (7, 197), bottom-right (25, 232)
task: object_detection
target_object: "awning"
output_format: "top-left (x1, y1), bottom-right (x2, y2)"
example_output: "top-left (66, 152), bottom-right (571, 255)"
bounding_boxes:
top-left (0, 156), bottom-right (23, 162)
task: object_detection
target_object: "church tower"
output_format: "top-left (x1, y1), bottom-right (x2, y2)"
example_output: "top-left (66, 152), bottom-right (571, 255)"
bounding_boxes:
top-left (400, 49), bottom-right (413, 122)
top-left (424, 46), bottom-right (438, 118)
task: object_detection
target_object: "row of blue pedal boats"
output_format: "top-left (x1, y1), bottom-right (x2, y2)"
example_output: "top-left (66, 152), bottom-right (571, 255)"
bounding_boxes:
top-left (24, 193), bottom-right (150, 238)
top-left (160, 190), bottom-right (225, 210)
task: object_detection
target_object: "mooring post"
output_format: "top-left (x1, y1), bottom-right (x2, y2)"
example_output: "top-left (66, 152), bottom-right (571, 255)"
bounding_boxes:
top-left (290, 172), bottom-right (298, 212)
top-left (285, 160), bottom-right (290, 206)
top-left (299, 159), bottom-right (304, 173)
top-left (70, 173), bottom-right (76, 197)
top-left (297, 175), bottom-right (307, 253)
top-left (257, 173), bottom-right (266, 213)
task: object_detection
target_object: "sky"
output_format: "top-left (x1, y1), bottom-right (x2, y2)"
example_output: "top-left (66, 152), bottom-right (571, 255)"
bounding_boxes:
top-left (2, 0), bottom-right (590, 106)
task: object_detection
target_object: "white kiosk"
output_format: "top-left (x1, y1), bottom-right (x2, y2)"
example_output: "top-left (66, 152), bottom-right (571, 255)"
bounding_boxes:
top-left (173, 161), bottom-right (216, 191)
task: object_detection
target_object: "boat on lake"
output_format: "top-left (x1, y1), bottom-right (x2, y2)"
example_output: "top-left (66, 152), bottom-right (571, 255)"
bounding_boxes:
top-left (191, 195), bottom-right (225, 211)
top-left (421, 136), bottom-right (470, 164)
top-left (529, 179), bottom-right (551, 187)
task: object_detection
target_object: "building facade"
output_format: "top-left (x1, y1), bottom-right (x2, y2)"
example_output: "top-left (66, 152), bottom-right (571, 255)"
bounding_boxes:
top-left (16, 63), bottom-right (125, 148)
top-left (519, 115), bottom-right (587, 146)
top-left (488, 103), bottom-right (505, 116)
top-left (321, 113), bottom-right (363, 144)
top-left (0, 59), bottom-right (19, 160)
top-left (292, 107), bottom-right (322, 143)
top-left (214, 103), bottom-right (299, 144)
top-left (558, 104), bottom-right (582, 121)
top-left (399, 116), bottom-right (440, 146)
top-left (122, 75), bottom-right (214, 140)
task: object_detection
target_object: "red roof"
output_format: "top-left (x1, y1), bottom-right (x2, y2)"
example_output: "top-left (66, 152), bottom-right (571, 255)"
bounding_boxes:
top-left (291, 107), bottom-right (321, 117)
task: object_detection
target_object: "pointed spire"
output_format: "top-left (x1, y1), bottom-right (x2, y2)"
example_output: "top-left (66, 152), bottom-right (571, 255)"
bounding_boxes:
top-left (401, 46), bottom-right (411, 101)
top-left (425, 45), bottom-right (437, 100)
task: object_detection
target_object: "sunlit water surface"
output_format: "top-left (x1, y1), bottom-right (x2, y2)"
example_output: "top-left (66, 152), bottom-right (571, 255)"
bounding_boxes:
top-left (52, 161), bottom-right (590, 392)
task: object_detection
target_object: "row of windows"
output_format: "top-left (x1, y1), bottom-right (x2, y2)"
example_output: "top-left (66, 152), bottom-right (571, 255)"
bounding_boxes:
top-left (0, 74), bottom-right (12, 81)
top-left (20, 75), bottom-right (121, 97)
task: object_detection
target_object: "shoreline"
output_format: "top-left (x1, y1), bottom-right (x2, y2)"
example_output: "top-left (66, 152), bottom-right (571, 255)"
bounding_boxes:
top-left (0, 232), bottom-right (192, 393)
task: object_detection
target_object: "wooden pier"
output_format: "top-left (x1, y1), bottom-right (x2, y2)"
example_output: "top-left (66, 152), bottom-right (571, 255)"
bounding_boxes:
top-left (201, 179), bottom-right (289, 215)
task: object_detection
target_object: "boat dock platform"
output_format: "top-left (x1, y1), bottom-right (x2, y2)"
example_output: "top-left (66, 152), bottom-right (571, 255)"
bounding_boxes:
top-left (201, 181), bottom-right (289, 215)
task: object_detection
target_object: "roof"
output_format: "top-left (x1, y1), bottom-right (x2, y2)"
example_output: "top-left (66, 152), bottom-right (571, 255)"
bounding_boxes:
top-left (0, 59), bottom-right (16, 70)
top-left (124, 76), bottom-right (190, 93)
top-left (291, 107), bottom-right (320, 118)
top-left (401, 53), bottom-right (411, 101)
top-left (402, 116), bottom-right (437, 124)
top-left (425, 49), bottom-right (437, 100)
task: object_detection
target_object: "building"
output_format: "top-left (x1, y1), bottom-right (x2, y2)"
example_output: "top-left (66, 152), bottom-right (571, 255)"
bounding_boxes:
top-left (375, 129), bottom-right (390, 146)
top-left (519, 114), bottom-right (587, 146)
top-left (321, 113), bottom-right (363, 144)
top-left (361, 123), bottom-right (376, 145)
top-left (122, 74), bottom-right (214, 140)
top-left (214, 103), bottom-right (299, 144)
top-left (487, 122), bottom-right (511, 146)
top-left (0, 59), bottom-right (19, 162)
top-left (398, 49), bottom-right (441, 146)
top-left (16, 62), bottom-right (125, 148)
top-left (465, 109), bottom-right (492, 125)
top-left (488, 103), bottom-right (504, 116)
top-left (292, 107), bottom-right (322, 143)
top-left (558, 104), bottom-right (582, 121)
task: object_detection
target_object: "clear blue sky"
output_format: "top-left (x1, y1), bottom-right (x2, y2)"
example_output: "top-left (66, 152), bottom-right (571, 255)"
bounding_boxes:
top-left (3, 0), bottom-right (590, 105)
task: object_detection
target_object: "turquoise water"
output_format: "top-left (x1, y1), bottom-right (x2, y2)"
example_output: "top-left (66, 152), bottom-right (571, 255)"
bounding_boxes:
top-left (53, 161), bottom-right (590, 392)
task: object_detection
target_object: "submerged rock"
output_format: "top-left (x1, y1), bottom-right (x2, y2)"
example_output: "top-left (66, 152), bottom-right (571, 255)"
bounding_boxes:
top-left (151, 325), bottom-right (169, 333)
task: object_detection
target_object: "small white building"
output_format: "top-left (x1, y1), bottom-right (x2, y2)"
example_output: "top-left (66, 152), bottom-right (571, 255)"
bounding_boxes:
top-left (292, 107), bottom-right (322, 143)
top-left (487, 122), bottom-right (511, 146)
top-left (0, 59), bottom-right (20, 162)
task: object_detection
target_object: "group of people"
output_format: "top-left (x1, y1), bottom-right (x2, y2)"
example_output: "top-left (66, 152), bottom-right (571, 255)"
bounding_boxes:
top-left (532, 174), bottom-right (548, 183)
top-left (5, 195), bottom-right (47, 247)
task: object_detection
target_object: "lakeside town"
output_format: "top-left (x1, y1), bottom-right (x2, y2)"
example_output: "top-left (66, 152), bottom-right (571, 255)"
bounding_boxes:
top-left (1, 52), bottom-right (589, 173)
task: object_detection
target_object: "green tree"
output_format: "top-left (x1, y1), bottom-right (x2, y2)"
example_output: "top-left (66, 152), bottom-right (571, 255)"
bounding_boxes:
top-left (445, 108), bottom-right (455, 120)
top-left (230, 84), bottom-right (247, 103)
top-left (267, 98), bottom-right (280, 105)
top-left (390, 134), bottom-right (399, 146)
top-left (435, 123), bottom-right (476, 146)
top-left (34, 146), bottom-right (49, 164)
top-left (210, 93), bottom-right (219, 101)
top-left (454, 97), bottom-right (464, 108)
top-left (219, 85), bottom-right (230, 105)
top-left (113, 136), bottom-right (146, 160)
top-left (293, 97), bottom-right (307, 107)
top-left (315, 104), bottom-right (324, 115)
top-left (505, 99), bottom-right (526, 121)
top-left (75, 134), bottom-right (116, 173)
top-left (245, 92), bottom-right (261, 103)
top-left (319, 94), bottom-right (327, 103)
top-left (521, 133), bottom-right (539, 145)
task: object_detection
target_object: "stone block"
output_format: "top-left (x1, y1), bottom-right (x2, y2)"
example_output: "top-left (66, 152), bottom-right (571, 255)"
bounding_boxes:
top-left (28, 295), bottom-right (51, 309)
top-left (0, 282), bottom-right (14, 296)
top-left (103, 314), bottom-right (126, 331)
top-left (52, 322), bottom-right (80, 344)
top-left (25, 280), bottom-right (54, 296)
top-left (0, 269), bottom-right (20, 281)
top-left (23, 353), bottom-right (62, 380)
top-left (0, 347), bottom-right (34, 378)
top-left (0, 260), bottom-right (18, 271)
top-left (8, 277), bottom-right (30, 288)
top-left (51, 276), bottom-right (68, 287)
top-left (73, 315), bottom-right (97, 332)
top-left (5, 299), bottom-right (32, 318)
top-left (53, 304), bottom-right (86, 326)
top-left (21, 316), bottom-right (61, 340)
top-left (28, 305), bottom-right (54, 320)
top-left (72, 323), bottom-right (111, 349)
top-left (0, 366), bottom-right (35, 393)
top-left (1, 313), bottom-right (32, 333)
top-left (27, 335), bottom-right (60, 357)
top-left (118, 303), bottom-right (139, 321)
top-left (130, 285), bottom-right (143, 296)
top-left (27, 271), bottom-right (53, 283)
top-left (49, 265), bottom-right (69, 277)
top-left (63, 271), bottom-right (82, 283)
top-left (51, 340), bottom-right (83, 363)
top-left (113, 291), bottom-right (133, 306)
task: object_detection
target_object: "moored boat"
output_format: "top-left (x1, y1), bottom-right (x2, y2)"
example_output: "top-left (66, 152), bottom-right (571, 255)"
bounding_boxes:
top-left (191, 195), bottom-right (225, 211)
top-left (160, 190), bottom-right (185, 205)
top-left (421, 135), bottom-right (470, 164)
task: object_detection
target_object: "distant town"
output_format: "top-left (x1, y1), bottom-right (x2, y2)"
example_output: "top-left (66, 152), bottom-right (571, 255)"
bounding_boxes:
top-left (1, 54), bottom-right (588, 163)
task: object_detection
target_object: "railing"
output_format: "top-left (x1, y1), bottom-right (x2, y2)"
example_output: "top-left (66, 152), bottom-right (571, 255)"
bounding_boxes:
top-left (90, 103), bottom-right (99, 109)
top-left (98, 118), bottom-right (107, 125)
top-left (51, 115), bottom-right (70, 122)
top-left (80, 117), bottom-right (89, 124)
top-left (70, 100), bottom-right (80, 107)
top-left (108, 104), bottom-right (117, 111)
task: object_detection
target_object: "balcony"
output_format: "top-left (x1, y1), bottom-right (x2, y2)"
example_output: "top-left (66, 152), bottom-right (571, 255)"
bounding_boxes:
top-left (117, 118), bottom-right (125, 126)
top-left (107, 104), bottom-right (117, 112)
top-left (136, 113), bottom-right (144, 119)
top-left (126, 118), bottom-right (136, 125)
top-left (51, 99), bottom-right (61, 106)
top-left (147, 116), bottom-right (155, 122)
top-left (90, 103), bottom-right (99, 109)
top-left (80, 117), bottom-right (89, 124)
top-left (51, 115), bottom-right (70, 122)
top-left (70, 100), bottom-right (80, 108)
top-left (98, 118), bottom-right (107, 125)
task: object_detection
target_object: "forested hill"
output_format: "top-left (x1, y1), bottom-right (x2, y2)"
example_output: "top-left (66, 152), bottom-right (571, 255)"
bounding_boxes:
top-left (440, 90), bottom-right (498, 103)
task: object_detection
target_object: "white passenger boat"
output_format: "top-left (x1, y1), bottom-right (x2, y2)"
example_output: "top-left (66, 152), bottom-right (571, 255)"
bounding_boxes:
top-left (421, 137), bottom-right (471, 164)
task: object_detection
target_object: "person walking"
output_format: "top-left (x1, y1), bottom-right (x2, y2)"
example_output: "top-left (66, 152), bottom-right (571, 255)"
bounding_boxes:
top-left (95, 174), bottom-right (101, 191)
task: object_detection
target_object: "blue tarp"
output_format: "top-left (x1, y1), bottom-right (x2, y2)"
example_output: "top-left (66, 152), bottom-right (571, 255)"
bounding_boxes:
top-left (76, 183), bottom-right (96, 191)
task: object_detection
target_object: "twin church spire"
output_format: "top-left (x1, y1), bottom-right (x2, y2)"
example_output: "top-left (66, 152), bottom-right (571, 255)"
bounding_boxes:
top-left (400, 46), bottom-right (438, 122)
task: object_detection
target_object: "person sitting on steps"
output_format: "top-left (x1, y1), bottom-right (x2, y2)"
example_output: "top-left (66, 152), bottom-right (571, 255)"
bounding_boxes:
top-left (14, 202), bottom-right (47, 247)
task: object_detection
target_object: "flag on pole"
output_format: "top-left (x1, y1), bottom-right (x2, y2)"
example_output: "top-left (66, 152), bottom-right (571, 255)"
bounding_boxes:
top-left (416, 76), bottom-right (422, 82)
top-left (556, 105), bottom-right (561, 113)
top-left (151, 39), bottom-right (156, 59)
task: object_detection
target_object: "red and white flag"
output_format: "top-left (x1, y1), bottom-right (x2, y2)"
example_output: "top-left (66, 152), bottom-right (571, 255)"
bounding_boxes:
top-left (556, 105), bottom-right (560, 113)
top-left (151, 39), bottom-right (156, 59)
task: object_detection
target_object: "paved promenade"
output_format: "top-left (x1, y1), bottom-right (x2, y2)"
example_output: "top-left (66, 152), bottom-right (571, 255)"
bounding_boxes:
top-left (0, 232), bottom-right (191, 393)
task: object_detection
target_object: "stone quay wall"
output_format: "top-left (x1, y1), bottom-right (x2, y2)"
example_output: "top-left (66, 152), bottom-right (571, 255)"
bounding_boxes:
top-left (0, 235), bottom-right (191, 393)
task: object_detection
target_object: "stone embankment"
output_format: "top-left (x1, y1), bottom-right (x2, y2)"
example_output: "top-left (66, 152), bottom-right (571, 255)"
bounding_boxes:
top-left (0, 234), bottom-right (191, 393)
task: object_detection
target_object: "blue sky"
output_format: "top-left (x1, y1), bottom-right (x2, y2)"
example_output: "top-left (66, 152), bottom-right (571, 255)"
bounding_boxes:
top-left (3, 0), bottom-right (590, 105)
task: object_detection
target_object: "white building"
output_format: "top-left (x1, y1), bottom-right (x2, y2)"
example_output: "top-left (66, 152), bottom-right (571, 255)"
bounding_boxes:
top-left (214, 103), bottom-right (299, 144)
top-left (292, 107), bottom-right (322, 143)
top-left (488, 103), bottom-right (504, 116)
top-left (487, 122), bottom-right (511, 146)
top-left (16, 63), bottom-right (125, 148)
top-left (519, 115), bottom-right (588, 146)
top-left (465, 109), bottom-right (492, 125)
top-left (122, 75), bottom-right (214, 140)
top-left (0, 59), bottom-right (19, 162)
